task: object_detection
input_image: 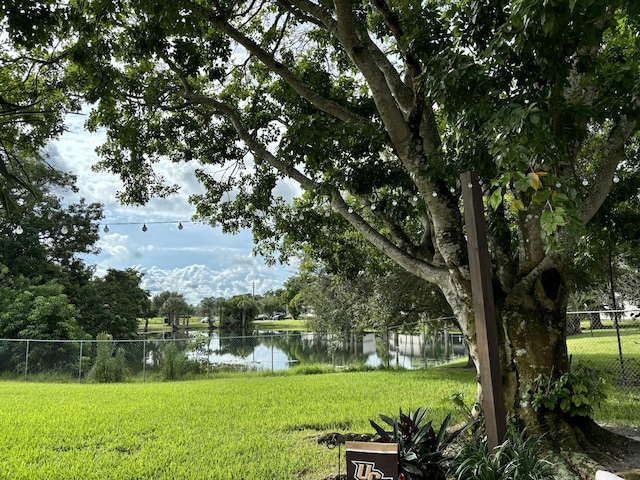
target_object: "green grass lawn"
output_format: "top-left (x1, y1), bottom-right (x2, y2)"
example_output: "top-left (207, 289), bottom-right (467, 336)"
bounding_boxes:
top-left (1, 361), bottom-right (638, 479)
top-left (567, 328), bottom-right (640, 389)
top-left (0, 369), bottom-right (476, 480)
top-left (7, 324), bottom-right (635, 479)
top-left (139, 317), bottom-right (308, 333)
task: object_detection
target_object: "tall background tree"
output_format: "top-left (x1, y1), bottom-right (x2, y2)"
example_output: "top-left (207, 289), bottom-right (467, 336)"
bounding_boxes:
top-left (156, 293), bottom-right (190, 330)
top-left (198, 297), bottom-right (218, 328)
top-left (4, 1), bottom-right (640, 474)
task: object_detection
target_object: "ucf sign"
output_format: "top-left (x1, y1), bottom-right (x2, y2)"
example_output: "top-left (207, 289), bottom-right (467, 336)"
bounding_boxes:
top-left (345, 442), bottom-right (399, 480)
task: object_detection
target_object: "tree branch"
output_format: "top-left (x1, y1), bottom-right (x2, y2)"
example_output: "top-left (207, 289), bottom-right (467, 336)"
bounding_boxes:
top-left (579, 117), bottom-right (638, 224)
top-left (186, 2), bottom-right (374, 128)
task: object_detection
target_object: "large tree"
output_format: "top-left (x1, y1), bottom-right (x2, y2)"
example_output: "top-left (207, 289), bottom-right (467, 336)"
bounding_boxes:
top-left (6, 0), bottom-right (640, 474)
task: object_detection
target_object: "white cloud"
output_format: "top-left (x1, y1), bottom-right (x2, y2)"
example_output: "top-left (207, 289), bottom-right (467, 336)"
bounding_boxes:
top-left (136, 261), bottom-right (291, 305)
top-left (96, 233), bottom-right (131, 261)
top-left (51, 112), bottom-right (298, 306)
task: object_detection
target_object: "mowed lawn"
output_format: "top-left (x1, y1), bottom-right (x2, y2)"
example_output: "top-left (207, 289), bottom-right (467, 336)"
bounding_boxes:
top-left (0, 369), bottom-right (476, 480)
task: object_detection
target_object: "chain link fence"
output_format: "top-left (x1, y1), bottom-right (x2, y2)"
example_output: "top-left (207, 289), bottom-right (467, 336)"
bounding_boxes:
top-left (0, 310), bottom-right (637, 392)
top-left (0, 328), bottom-right (468, 383)
top-left (567, 309), bottom-right (640, 393)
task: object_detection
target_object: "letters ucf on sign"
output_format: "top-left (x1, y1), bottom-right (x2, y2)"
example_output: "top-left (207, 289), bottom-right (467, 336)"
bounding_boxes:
top-left (345, 441), bottom-right (399, 480)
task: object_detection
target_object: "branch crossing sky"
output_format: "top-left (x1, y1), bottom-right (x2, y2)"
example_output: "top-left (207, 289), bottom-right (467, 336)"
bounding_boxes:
top-left (47, 113), bottom-right (297, 305)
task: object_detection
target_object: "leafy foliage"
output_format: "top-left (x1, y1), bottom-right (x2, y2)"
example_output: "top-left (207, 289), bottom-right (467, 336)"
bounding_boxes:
top-left (524, 362), bottom-right (611, 418)
top-left (77, 269), bottom-right (151, 339)
top-left (303, 265), bottom-right (452, 335)
top-left (159, 342), bottom-right (200, 381)
top-left (370, 407), bottom-right (466, 480)
top-left (87, 333), bottom-right (128, 383)
top-left (0, 27), bottom-right (76, 210)
top-left (453, 427), bottom-right (554, 480)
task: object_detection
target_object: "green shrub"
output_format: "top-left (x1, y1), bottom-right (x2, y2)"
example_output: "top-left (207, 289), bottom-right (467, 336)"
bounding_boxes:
top-left (159, 343), bottom-right (201, 381)
top-left (87, 333), bottom-right (128, 383)
top-left (523, 362), bottom-right (611, 418)
top-left (453, 428), bottom-right (554, 480)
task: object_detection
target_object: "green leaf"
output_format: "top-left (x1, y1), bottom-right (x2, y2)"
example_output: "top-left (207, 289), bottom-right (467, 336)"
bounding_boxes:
top-left (489, 188), bottom-right (503, 210)
top-left (369, 420), bottom-right (391, 440)
top-left (509, 199), bottom-right (525, 213)
top-left (532, 188), bottom-right (551, 204)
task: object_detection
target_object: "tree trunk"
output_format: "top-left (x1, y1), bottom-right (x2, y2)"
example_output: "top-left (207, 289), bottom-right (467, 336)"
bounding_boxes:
top-left (443, 265), bottom-right (639, 477)
top-left (567, 315), bottom-right (582, 336)
top-left (589, 313), bottom-right (606, 330)
top-left (499, 268), bottom-right (570, 426)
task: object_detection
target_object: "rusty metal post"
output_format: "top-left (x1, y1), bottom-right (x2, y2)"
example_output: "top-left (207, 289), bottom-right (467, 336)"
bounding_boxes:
top-left (461, 170), bottom-right (507, 451)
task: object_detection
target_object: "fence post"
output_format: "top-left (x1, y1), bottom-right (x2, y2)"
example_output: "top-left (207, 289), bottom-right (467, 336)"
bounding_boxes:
top-left (423, 321), bottom-right (428, 369)
top-left (143, 337), bottom-right (147, 383)
top-left (24, 340), bottom-right (29, 381)
top-left (79, 340), bottom-right (83, 382)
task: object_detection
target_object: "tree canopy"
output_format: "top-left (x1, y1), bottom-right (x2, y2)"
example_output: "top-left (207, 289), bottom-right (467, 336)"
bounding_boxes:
top-left (0, 6), bottom-right (77, 210)
top-left (0, 159), bottom-right (148, 341)
top-left (4, 0), bottom-right (640, 474)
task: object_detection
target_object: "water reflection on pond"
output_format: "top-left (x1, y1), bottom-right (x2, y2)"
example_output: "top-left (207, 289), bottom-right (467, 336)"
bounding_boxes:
top-left (160, 330), bottom-right (468, 371)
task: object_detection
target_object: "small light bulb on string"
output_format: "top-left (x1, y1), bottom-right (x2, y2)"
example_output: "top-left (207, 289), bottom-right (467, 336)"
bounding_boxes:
top-left (392, 200), bottom-right (398, 206)
top-left (178, 222), bottom-right (184, 230)
top-left (14, 226), bottom-right (23, 235)
top-left (432, 191), bottom-right (438, 197)
top-left (103, 225), bottom-right (109, 233)
top-left (142, 224), bottom-right (148, 232)
top-left (582, 179), bottom-right (589, 186)
top-left (613, 176), bottom-right (620, 184)
top-left (450, 187), bottom-right (456, 194)
top-left (61, 226), bottom-right (68, 235)
top-left (467, 182), bottom-right (473, 189)
top-left (371, 204), bottom-right (376, 211)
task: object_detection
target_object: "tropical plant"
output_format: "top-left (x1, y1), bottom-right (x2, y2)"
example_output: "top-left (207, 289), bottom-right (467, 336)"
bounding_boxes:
top-left (370, 407), bottom-right (467, 480)
top-left (524, 363), bottom-right (611, 418)
top-left (159, 342), bottom-right (200, 381)
top-left (159, 343), bottom-right (186, 381)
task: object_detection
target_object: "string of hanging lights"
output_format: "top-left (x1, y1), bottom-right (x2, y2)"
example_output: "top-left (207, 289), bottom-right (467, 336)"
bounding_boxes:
top-left (11, 221), bottom-right (192, 235)
top-left (101, 221), bottom-right (190, 233)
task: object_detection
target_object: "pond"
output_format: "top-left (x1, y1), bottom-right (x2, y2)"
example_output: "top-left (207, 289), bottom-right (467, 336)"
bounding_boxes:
top-left (172, 330), bottom-right (468, 372)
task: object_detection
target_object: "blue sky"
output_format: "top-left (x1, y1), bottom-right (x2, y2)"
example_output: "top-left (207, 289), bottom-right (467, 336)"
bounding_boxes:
top-left (47, 113), bottom-right (299, 306)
